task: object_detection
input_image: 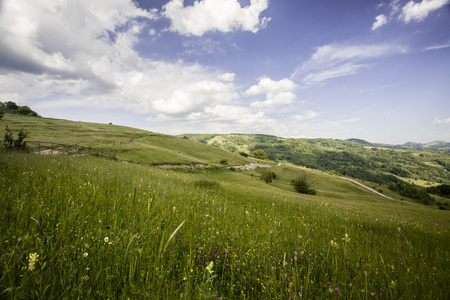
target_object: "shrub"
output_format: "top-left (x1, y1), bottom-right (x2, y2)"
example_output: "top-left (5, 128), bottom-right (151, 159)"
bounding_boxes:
top-left (252, 149), bottom-right (267, 160)
top-left (260, 169), bottom-right (276, 183)
top-left (239, 152), bottom-right (249, 157)
top-left (291, 175), bottom-right (317, 195)
top-left (3, 126), bottom-right (28, 151)
top-left (220, 159), bottom-right (228, 166)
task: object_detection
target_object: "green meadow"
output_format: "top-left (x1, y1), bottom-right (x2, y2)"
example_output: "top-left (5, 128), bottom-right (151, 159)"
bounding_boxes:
top-left (1, 115), bottom-right (449, 299)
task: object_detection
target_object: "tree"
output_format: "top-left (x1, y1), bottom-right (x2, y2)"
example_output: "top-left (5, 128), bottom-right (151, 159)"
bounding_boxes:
top-left (5, 101), bottom-right (18, 110)
top-left (291, 175), bottom-right (317, 195)
top-left (13, 128), bottom-right (28, 151)
top-left (0, 109), bottom-right (4, 120)
top-left (3, 126), bottom-right (14, 150)
top-left (252, 149), bottom-right (267, 160)
top-left (3, 126), bottom-right (28, 151)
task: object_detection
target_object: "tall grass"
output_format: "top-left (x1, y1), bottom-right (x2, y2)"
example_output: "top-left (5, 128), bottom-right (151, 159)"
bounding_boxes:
top-left (0, 152), bottom-right (449, 299)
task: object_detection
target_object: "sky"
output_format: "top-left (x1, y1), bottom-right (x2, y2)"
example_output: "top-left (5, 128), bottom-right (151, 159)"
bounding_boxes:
top-left (0, 0), bottom-right (449, 144)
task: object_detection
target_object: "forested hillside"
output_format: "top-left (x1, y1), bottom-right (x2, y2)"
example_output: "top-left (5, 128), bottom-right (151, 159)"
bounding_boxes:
top-left (184, 134), bottom-right (450, 186)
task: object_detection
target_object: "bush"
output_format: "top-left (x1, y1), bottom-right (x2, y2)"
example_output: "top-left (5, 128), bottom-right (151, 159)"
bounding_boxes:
top-left (239, 152), bottom-right (249, 157)
top-left (220, 159), bottom-right (228, 166)
top-left (260, 169), bottom-right (276, 183)
top-left (291, 175), bottom-right (317, 195)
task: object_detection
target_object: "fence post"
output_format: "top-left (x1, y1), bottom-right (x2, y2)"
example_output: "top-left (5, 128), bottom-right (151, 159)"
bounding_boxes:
top-left (51, 143), bottom-right (53, 154)
top-left (76, 143), bottom-right (79, 153)
top-left (38, 142), bottom-right (40, 154)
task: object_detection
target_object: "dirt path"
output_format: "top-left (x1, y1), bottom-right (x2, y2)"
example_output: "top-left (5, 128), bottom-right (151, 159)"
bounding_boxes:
top-left (340, 177), bottom-right (394, 200)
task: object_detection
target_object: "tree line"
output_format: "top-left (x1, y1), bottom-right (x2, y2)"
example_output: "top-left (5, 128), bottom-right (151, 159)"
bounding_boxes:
top-left (0, 101), bottom-right (39, 119)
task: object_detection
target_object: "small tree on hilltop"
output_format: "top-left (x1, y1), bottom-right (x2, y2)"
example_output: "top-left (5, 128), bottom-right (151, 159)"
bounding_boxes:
top-left (252, 149), bottom-right (267, 160)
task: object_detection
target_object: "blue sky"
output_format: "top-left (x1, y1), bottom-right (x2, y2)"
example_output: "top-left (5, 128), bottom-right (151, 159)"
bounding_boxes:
top-left (0, 0), bottom-right (449, 144)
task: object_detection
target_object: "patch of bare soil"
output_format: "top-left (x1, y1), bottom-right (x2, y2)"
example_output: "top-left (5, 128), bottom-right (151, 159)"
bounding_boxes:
top-left (229, 162), bottom-right (282, 171)
top-left (35, 149), bottom-right (67, 155)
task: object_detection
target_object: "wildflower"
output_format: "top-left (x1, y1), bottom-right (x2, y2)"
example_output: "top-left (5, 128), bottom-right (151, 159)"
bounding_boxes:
top-left (330, 240), bottom-right (339, 248)
top-left (104, 237), bottom-right (109, 243)
top-left (28, 252), bottom-right (39, 271)
top-left (206, 261), bottom-right (214, 274)
top-left (83, 275), bottom-right (89, 281)
top-left (83, 252), bottom-right (88, 258)
top-left (342, 233), bottom-right (350, 242)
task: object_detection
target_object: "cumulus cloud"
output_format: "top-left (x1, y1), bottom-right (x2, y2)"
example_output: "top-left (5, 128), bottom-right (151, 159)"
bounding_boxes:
top-left (243, 77), bottom-right (298, 108)
top-left (162, 0), bottom-right (270, 36)
top-left (0, 0), bottom-right (291, 135)
top-left (152, 80), bottom-right (237, 115)
top-left (432, 117), bottom-right (450, 124)
top-left (293, 43), bottom-right (407, 86)
top-left (371, 14), bottom-right (389, 30)
top-left (0, 1), bottom-right (232, 115)
top-left (0, 0), bottom-right (156, 77)
top-left (372, 0), bottom-right (449, 30)
top-left (400, 0), bottom-right (449, 23)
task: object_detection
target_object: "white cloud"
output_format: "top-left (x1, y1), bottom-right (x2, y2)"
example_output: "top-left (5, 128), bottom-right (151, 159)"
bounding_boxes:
top-left (400, 0), bottom-right (449, 23)
top-left (162, 0), bottom-right (270, 36)
top-left (294, 111), bottom-right (321, 121)
top-left (152, 80), bottom-right (237, 115)
top-left (243, 77), bottom-right (298, 108)
top-left (217, 73), bottom-right (236, 82)
top-left (0, 0), bottom-right (246, 121)
top-left (372, 14), bottom-right (389, 30)
top-left (293, 43), bottom-right (407, 86)
top-left (422, 41), bottom-right (450, 51)
top-left (432, 117), bottom-right (450, 124)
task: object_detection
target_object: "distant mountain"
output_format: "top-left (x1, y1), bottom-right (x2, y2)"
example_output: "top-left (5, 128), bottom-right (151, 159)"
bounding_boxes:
top-left (347, 139), bottom-right (450, 153)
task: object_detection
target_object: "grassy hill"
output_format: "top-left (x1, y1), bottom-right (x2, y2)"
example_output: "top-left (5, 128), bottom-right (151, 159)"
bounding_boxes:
top-left (0, 114), bottom-right (252, 166)
top-left (1, 115), bottom-right (449, 299)
top-left (184, 133), bottom-right (450, 187)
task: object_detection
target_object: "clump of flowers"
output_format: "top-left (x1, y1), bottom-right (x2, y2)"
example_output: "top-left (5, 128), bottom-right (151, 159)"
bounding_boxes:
top-left (342, 233), bottom-right (350, 243)
top-left (330, 240), bottom-right (339, 249)
top-left (28, 252), bottom-right (39, 271)
top-left (206, 261), bottom-right (214, 274)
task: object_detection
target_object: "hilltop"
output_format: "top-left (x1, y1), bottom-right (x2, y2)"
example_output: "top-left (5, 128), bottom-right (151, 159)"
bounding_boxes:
top-left (0, 114), bottom-right (252, 167)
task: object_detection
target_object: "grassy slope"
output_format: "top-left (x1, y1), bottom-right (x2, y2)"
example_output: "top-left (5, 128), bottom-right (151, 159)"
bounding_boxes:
top-left (0, 152), bottom-right (448, 299)
top-left (0, 114), bottom-right (252, 166)
top-left (1, 116), bottom-right (450, 298)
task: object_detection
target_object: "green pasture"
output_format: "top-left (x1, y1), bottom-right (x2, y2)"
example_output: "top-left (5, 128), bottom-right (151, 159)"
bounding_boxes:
top-left (0, 114), bottom-right (252, 166)
top-left (1, 151), bottom-right (449, 299)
